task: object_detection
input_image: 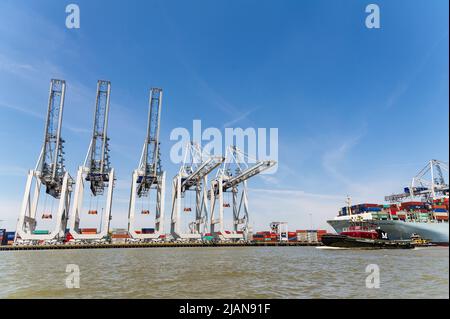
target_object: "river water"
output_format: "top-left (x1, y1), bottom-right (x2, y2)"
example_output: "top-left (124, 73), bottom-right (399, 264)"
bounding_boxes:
top-left (0, 246), bottom-right (448, 298)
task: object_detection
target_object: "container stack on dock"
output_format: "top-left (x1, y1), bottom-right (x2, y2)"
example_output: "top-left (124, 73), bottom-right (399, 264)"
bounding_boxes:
top-left (0, 229), bottom-right (6, 246)
top-left (296, 230), bottom-right (327, 243)
top-left (80, 228), bottom-right (97, 235)
top-left (0, 230), bottom-right (15, 245)
top-left (141, 228), bottom-right (155, 234)
top-left (202, 233), bottom-right (214, 241)
top-left (253, 231), bottom-right (278, 242)
top-left (110, 229), bottom-right (129, 243)
top-left (5, 232), bottom-right (15, 245)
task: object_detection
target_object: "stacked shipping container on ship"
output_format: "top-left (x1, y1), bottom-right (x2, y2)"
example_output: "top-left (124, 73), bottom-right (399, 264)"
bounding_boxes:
top-left (432, 198), bottom-right (449, 221)
top-left (338, 201), bottom-right (450, 222)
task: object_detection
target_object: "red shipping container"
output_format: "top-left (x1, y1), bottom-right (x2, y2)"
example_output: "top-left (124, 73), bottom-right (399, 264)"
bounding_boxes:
top-left (401, 201), bottom-right (424, 207)
top-left (80, 228), bottom-right (97, 232)
top-left (112, 234), bottom-right (129, 239)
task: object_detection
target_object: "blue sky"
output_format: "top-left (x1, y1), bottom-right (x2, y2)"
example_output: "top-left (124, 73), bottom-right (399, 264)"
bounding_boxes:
top-left (0, 0), bottom-right (448, 231)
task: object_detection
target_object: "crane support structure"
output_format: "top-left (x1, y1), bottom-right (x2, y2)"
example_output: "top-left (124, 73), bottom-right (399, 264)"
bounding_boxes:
top-left (16, 79), bottom-right (72, 242)
top-left (170, 142), bottom-right (224, 241)
top-left (210, 146), bottom-right (276, 241)
top-left (128, 88), bottom-right (166, 240)
top-left (69, 80), bottom-right (114, 241)
top-left (385, 160), bottom-right (449, 203)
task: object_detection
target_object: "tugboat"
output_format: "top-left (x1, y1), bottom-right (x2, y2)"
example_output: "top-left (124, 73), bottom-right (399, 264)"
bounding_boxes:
top-left (321, 222), bottom-right (414, 249)
top-left (410, 233), bottom-right (435, 247)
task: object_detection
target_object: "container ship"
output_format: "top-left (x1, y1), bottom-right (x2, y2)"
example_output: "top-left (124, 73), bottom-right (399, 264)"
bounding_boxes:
top-left (328, 198), bottom-right (449, 245)
top-left (328, 160), bottom-right (449, 245)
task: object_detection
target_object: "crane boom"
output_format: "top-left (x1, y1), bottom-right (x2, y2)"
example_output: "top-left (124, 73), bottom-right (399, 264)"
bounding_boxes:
top-left (385, 159), bottom-right (449, 202)
top-left (137, 88), bottom-right (163, 196)
top-left (85, 80), bottom-right (111, 195)
top-left (223, 160), bottom-right (275, 190)
top-left (179, 143), bottom-right (224, 190)
top-left (37, 79), bottom-right (67, 198)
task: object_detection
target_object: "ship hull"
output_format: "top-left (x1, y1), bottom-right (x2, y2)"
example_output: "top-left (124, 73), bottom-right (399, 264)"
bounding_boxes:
top-left (327, 219), bottom-right (449, 245)
top-left (321, 234), bottom-right (414, 249)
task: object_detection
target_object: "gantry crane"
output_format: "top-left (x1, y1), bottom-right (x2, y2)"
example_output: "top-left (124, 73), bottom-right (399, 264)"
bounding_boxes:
top-left (210, 146), bottom-right (276, 241)
top-left (385, 159), bottom-right (449, 203)
top-left (170, 142), bottom-right (224, 241)
top-left (69, 80), bottom-right (114, 241)
top-left (16, 79), bottom-right (72, 243)
top-left (128, 88), bottom-right (166, 241)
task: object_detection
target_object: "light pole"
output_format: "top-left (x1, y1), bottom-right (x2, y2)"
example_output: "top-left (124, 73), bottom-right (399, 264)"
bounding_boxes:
top-left (309, 213), bottom-right (314, 230)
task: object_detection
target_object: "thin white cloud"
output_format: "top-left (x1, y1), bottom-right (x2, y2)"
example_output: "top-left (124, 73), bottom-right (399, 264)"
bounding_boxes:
top-left (0, 165), bottom-right (27, 177)
top-left (321, 132), bottom-right (368, 195)
top-left (223, 107), bottom-right (259, 128)
top-left (0, 101), bottom-right (90, 135)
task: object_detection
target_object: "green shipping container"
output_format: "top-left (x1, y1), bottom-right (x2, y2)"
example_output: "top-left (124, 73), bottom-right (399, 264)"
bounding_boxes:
top-left (32, 230), bottom-right (49, 235)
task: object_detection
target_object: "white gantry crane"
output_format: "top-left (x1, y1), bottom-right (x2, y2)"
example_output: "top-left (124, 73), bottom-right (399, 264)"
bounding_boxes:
top-left (210, 146), bottom-right (276, 241)
top-left (16, 79), bottom-right (72, 243)
top-left (69, 80), bottom-right (114, 241)
top-left (128, 88), bottom-right (166, 241)
top-left (170, 142), bottom-right (224, 241)
top-left (385, 159), bottom-right (449, 203)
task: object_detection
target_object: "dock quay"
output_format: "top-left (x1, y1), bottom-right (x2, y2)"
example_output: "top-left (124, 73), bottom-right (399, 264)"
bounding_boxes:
top-left (0, 241), bottom-right (321, 252)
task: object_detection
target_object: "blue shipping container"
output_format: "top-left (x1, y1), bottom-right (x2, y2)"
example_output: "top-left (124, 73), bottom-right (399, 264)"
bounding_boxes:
top-left (6, 232), bottom-right (15, 240)
top-left (433, 208), bottom-right (448, 213)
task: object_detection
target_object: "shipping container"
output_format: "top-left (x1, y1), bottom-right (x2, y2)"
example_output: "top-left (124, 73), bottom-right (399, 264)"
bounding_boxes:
top-left (111, 234), bottom-right (130, 239)
top-left (80, 228), bottom-right (97, 232)
top-left (32, 230), bottom-right (49, 235)
top-left (6, 232), bottom-right (15, 240)
top-left (141, 228), bottom-right (155, 234)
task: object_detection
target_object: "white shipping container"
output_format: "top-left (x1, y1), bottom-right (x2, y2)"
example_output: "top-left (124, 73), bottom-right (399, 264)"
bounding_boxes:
top-left (307, 232), bottom-right (318, 243)
top-left (297, 233), bottom-right (308, 242)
